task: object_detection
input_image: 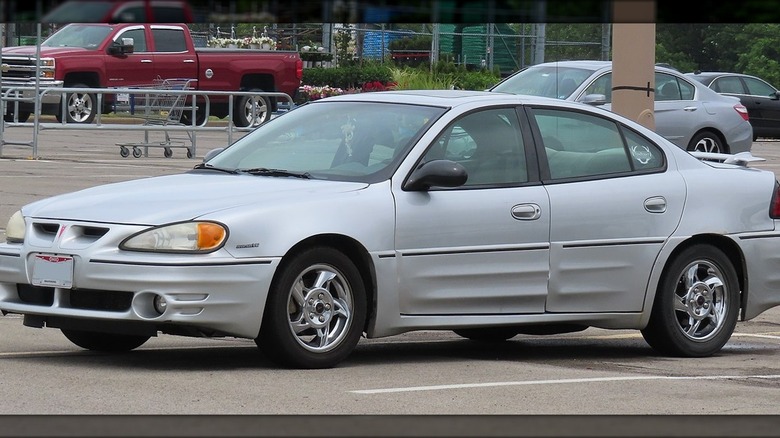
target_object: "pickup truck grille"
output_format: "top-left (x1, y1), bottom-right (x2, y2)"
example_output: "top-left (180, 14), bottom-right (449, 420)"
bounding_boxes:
top-left (1, 56), bottom-right (56, 84)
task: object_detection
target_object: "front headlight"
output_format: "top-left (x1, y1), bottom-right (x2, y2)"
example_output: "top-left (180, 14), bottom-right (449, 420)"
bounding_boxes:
top-left (5, 210), bottom-right (26, 243)
top-left (120, 221), bottom-right (228, 253)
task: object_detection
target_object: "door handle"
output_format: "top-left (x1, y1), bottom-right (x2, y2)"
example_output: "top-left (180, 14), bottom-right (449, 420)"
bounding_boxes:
top-left (644, 196), bottom-right (667, 213)
top-left (183, 59), bottom-right (195, 63)
top-left (683, 106), bottom-right (697, 111)
top-left (141, 59), bottom-right (152, 63)
top-left (511, 203), bottom-right (541, 220)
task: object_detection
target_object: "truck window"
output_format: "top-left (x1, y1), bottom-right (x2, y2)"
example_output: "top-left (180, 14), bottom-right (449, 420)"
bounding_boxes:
top-left (152, 28), bottom-right (187, 53)
top-left (115, 28), bottom-right (147, 52)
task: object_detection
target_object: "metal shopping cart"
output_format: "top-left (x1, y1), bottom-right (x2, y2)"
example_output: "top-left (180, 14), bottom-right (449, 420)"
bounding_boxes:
top-left (116, 77), bottom-right (197, 158)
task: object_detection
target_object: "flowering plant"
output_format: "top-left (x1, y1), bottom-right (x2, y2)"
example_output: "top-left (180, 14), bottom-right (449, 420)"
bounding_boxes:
top-left (300, 85), bottom-right (345, 100)
top-left (361, 81), bottom-right (397, 92)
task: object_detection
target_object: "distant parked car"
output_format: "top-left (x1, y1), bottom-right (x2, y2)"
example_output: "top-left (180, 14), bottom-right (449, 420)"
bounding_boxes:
top-left (686, 71), bottom-right (780, 140)
top-left (490, 60), bottom-right (753, 154)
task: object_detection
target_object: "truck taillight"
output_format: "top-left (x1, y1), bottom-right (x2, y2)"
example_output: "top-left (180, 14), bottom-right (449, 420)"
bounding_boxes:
top-left (296, 59), bottom-right (303, 81)
top-left (770, 181), bottom-right (780, 219)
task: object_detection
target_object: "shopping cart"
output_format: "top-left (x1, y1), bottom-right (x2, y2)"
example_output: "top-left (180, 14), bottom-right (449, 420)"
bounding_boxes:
top-left (116, 77), bottom-right (197, 159)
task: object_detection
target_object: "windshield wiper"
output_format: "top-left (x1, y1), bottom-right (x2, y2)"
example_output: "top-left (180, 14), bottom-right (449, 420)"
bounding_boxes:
top-left (192, 163), bottom-right (240, 174)
top-left (241, 168), bottom-right (312, 179)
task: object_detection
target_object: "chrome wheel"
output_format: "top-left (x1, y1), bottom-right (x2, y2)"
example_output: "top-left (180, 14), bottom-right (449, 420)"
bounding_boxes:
top-left (642, 245), bottom-right (739, 357)
top-left (243, 96), bottom-right (270, 127)
top-left (64, 83), bottom-right (96, 124)
top-left (673, 260), bottom-right (729, 342)
top-left (287, 263), bottom-right (353, 353)
top-left (258, 247), bottom-right (366, 368)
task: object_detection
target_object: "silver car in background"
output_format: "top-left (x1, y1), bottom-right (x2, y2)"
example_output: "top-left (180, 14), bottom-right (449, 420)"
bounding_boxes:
top-left (490, 60), bottom-right (753, 154)
top-left (1, 90), bottom-right (779, 369)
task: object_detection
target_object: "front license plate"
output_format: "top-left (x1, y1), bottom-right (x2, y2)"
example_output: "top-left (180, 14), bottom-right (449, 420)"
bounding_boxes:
top-left (31, 254), bottom-right (74, 288)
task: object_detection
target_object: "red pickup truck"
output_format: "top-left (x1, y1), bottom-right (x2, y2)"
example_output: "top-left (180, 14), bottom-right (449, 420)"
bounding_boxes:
top-left (1, 23), bottom-right (302, 126)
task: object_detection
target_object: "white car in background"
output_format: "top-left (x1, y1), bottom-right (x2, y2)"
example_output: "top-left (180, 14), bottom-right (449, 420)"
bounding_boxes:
top-left (490, 60), bottom-right (753, 154)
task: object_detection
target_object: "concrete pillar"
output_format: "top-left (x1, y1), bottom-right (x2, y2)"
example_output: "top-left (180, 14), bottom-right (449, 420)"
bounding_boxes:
top-left (611, 0), bottom-right (656, 130)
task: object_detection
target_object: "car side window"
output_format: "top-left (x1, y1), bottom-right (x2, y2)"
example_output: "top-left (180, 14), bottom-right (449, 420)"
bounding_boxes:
top-left (422, 108), bottom-right (527, 186)
top-left (712, 76), bottom-right (746, 94)
top-left (623, 128), bottom-right (665, 171)
top-left (533, 108), bottom-right (633, 179)
top-left (115, 28), bottom-right (147, 52)
top-left (743, 77), bottom-right (777, 97)
top-left (152, 28), bottom-right (188, 53)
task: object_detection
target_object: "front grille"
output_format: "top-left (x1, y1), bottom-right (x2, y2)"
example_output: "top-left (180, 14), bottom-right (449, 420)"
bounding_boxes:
top-left (16, 284), bottom-right (133, 312)
top-left (70, 289), bottom-right (133, 312)
top-left (17, 284), bottom-right (55, 306)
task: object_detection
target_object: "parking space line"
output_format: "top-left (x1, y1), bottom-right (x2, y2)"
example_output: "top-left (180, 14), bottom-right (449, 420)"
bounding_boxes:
top-left (351, 374), bottom-right (780, 394)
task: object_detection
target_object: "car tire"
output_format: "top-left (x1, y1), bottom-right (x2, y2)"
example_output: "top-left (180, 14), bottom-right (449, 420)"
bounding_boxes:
top-left (687, 130), bottom-right (724, 154)
top-left (61, 328), bottom-right (150, 352)
top-left (641, 244), bottom-right (739, 357)
top-left (233, 90), bottom-right (271, 128)
top-left (453, 327), bottom-right (519, 341)
top-left (60, 83), bottom-right (97, 124)
top-left (180, 107), bottom-right (207, 126)
top-left (3, 110), bottom-right (31, 123)
top-left (257, 247), bottom-right (366, 369)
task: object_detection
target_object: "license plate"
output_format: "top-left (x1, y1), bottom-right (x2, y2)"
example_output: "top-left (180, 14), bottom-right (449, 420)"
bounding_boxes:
top-left (117, 93), bottom-right (130, 103)
top-left (31, 254), bottom-right (74, 288)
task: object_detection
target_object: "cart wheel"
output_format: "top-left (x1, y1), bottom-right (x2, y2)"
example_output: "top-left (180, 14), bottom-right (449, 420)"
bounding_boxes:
top-left (119, 146), bottom-right (129, 158)
top-left (164, 147), bottom-right (173, 158)
top-left (132, 147), bottom-right (142, 158)
top-left (186, 148), bottom-right (194, 159)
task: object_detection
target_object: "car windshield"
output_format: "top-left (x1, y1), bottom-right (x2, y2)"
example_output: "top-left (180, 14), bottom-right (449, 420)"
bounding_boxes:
top-left (205, 100), bottom-right (446, 183)
top-left (492, 65), bottom-right (595, 99)
top-left (42, 24), bottom-right (115, 49)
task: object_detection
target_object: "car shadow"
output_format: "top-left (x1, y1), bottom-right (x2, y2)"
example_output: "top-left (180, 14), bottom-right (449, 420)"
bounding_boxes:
top-left (7, 331), bottom-right (776, 371)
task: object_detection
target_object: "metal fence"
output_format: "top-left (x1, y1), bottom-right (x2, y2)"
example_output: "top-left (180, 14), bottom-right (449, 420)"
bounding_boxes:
top-left (0, 85), bottom-right (294, 159)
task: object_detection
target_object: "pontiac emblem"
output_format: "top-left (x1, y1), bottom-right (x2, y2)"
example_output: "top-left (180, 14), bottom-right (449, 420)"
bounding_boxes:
top-left (1, 63), bottom-right (9, 73)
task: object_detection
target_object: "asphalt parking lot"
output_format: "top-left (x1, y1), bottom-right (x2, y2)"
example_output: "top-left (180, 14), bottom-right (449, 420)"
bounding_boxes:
top-left (1, 123), bottom-right (780, 436)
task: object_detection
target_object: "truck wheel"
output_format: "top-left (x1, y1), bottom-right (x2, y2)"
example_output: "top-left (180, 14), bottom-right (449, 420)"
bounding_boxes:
top-left (180, 108), bottom-right (207, 126)
top-left (234, 90), bottom-right (271, 128)
top-left (3, 110), bottom-right (30, 123)
top-left (61, 83), bottom-right (97, 124)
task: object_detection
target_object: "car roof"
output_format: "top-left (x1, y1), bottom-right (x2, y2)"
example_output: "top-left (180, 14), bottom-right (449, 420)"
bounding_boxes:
top-left (529, 60), bottom-right (681, 75)
top-left (315, 89), bottom-right (573, 108)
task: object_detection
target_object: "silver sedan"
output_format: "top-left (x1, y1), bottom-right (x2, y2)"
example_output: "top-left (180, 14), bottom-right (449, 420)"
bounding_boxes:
top-left (1, 90), bottom-right (779, 369)
top-left (490, 60), bottom-right (754, 154)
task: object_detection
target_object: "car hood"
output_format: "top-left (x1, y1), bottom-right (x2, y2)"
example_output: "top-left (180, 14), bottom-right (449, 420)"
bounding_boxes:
top-left (1, 45), bottom-right (91, 57)
top-left (23, 172), bottom-right (368, 225)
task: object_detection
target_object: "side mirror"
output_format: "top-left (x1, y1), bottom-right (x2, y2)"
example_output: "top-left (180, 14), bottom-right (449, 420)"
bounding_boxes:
top-left (579, 93), bottom-right (607, 105)
top-left (203, 148), bottom-right (225, 163)
top-left (771, 91), bottom-right (780, 101)
top-left (404, 159), bottom-right (468, 191)
top-left (108, 37), bottom-right (134, 55)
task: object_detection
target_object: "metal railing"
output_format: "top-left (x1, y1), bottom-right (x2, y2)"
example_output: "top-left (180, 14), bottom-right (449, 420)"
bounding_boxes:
top-left (0, 85), bottom-right (295, 159)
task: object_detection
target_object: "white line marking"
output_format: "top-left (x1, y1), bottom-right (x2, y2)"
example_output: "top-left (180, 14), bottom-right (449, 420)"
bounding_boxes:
top-left (351, 374), bottom-right (780, 394)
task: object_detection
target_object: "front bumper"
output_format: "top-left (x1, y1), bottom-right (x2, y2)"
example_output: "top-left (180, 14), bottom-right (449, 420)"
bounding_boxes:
top-left (0, 239), bottom-right (279, 340)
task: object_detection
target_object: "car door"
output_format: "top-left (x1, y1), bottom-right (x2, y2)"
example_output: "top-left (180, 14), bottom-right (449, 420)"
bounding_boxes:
top-left (529, 106), bottom-right (686, 313)
top-left (103, 25), bottom-right (155, 88)
top-left (394, 107), bottom-right (551, 315)
top-left (741, 76), bottom-right (780, 137)
top-left (651, 72), bottom-right (704, 148)
top-left (149, 25), bottom-right (197, 81)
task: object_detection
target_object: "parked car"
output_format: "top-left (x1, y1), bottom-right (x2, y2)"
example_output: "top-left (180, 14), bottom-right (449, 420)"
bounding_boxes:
top-left (490, 60), bottom-right (753, 154)
top-left (2, 90), bottom-right (780, 369)
top-left (686, 71), bottom-right (780, 140)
